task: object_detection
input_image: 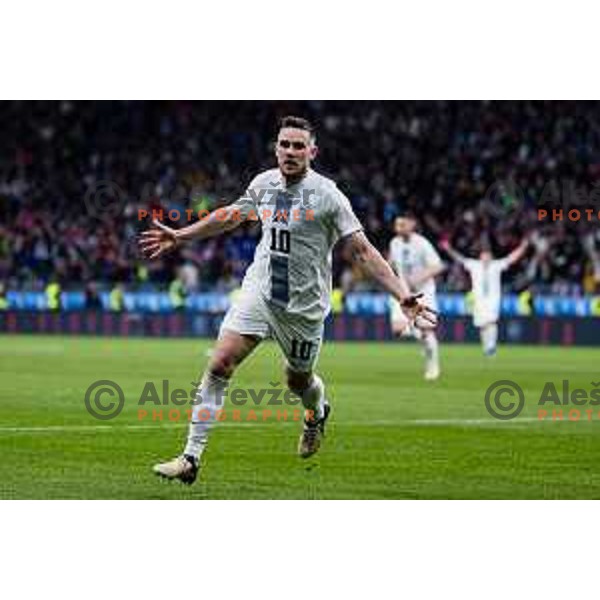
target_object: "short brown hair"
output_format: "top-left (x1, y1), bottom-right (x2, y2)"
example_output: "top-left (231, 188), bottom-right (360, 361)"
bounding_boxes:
top-left (279, 115), bottom-right (316, 140)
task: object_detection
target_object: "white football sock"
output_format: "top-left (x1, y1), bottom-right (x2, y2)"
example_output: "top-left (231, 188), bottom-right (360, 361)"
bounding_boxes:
top-left (183, 372), bottom-right (228, 460)
top-left (422, 331), bottom-right (439, 371)
top-left (480, 326), bottom-right (489, 352)
top-left (481, 324), bottom-right (498, 353)
top-left (300, 374), bottom-right (326, 421)
top-left (488, 323), bottom-right (498, 351)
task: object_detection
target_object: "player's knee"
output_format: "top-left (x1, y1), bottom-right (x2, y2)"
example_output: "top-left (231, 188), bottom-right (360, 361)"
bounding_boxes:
top-left (392, 321), bottom-right (409, 337)
top-left (286, 367), bottom-right (312, 393)
top-left (208, 351), bottom-right (236, 380)
top-left (421, 326), bottom-right (436, 338)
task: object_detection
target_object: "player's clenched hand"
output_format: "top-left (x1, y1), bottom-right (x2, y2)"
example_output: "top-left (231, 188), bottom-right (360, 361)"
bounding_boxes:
top-left (401, 293), bottom-right (438, 328)
top-left (139, 220), bottom-right (179, 259)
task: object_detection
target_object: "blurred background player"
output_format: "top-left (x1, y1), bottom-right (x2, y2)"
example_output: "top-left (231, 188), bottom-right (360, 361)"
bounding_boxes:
top-left (388, 215), bottom-right (444, 380)
top-left (441, 238), bottom-right (529, 356)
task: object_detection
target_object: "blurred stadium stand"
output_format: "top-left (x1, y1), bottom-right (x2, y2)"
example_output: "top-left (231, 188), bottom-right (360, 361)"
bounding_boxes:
top-left (1, 101), bottom-right (599, 340)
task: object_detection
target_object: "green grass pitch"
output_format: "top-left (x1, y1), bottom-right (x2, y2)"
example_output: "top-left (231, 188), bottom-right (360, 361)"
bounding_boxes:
top-left (1, 334), bottom-right (599, 499)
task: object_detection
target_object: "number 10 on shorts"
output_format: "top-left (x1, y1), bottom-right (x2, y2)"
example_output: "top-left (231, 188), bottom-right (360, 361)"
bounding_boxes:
top-left (291, 339), bottom-right (314, 360)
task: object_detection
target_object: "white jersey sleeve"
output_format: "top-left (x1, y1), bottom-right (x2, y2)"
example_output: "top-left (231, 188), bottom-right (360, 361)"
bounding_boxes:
top-left (329, 185), bottom-right (363, 242)
top-left (230, 173), bottom-right (264, 219)
top-left (421, 237), bottom-right (443, 270)
top-left (230, 176), bottom-right (260, 221)
top-left (463, 258), bottom-right (478, 272)
top-left (495, 257), bottom-right (511, 272)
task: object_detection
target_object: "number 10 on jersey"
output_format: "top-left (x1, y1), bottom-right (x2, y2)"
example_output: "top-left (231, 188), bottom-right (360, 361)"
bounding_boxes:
top-left (270, 228), bottom-right (290, 254)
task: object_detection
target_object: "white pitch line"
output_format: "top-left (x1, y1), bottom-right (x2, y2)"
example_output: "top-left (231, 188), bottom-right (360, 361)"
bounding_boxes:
top-left (409, 417), bottom-right (543, 426)
top-left (0, 417), bottom-right (591, 435)
top-left (0, 423), bottom-right (259, 433)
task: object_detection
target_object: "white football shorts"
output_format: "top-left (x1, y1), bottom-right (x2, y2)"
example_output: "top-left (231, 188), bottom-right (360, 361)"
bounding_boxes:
top-left (219, 289), bottom-right (324, 373)
top-left (472, 299), bottom-right (501, 328)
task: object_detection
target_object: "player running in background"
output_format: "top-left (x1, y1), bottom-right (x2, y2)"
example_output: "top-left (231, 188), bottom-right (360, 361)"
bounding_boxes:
top-left (139, 116), bottom-right (436, 484)
top-left (440, 239), bottom-right (529, 356)
top-left (388, 215), bottom-right (444, 380)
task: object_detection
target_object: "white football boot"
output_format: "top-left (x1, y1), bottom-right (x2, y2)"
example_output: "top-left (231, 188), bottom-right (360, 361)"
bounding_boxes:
top-left (153, 455), bottom-right (199, 484)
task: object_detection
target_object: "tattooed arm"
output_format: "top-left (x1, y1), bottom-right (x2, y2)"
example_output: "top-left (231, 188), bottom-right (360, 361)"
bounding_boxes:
top-left (345, 231), bottom-right (436, 324)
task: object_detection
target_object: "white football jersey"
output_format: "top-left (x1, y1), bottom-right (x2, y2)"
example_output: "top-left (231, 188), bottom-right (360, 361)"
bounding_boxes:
top-left (388, 233), bottom-right (442, 297)
top-left (231, 168), bottom-right (362, 321)
top-left (463, 258), bottom-right (510, 306)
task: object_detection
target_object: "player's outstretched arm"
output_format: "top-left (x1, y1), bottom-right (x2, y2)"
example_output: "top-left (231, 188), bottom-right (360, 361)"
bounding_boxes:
top-left (346, 231), bottom-right (437, 325)
top-left (439, 239), bottom-right (466, 265)
top-left (506, 238), bottom-right (530, 266)
top-left (139, 206), bottom-right (243, 260)
top-left (409, 263), bottom-right (445, 289)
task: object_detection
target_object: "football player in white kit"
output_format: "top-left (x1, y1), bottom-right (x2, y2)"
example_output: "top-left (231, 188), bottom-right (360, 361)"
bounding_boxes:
top-left (440, 239), bottom-right (529, 356)
top-left (139, 116), bottom-right (436, 484)
top-left (388, 215), bottom-right (444, 380)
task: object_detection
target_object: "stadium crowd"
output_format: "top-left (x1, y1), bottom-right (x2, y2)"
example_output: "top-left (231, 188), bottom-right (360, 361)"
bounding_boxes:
top-left (1, 100), bottom-right (599, 302)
